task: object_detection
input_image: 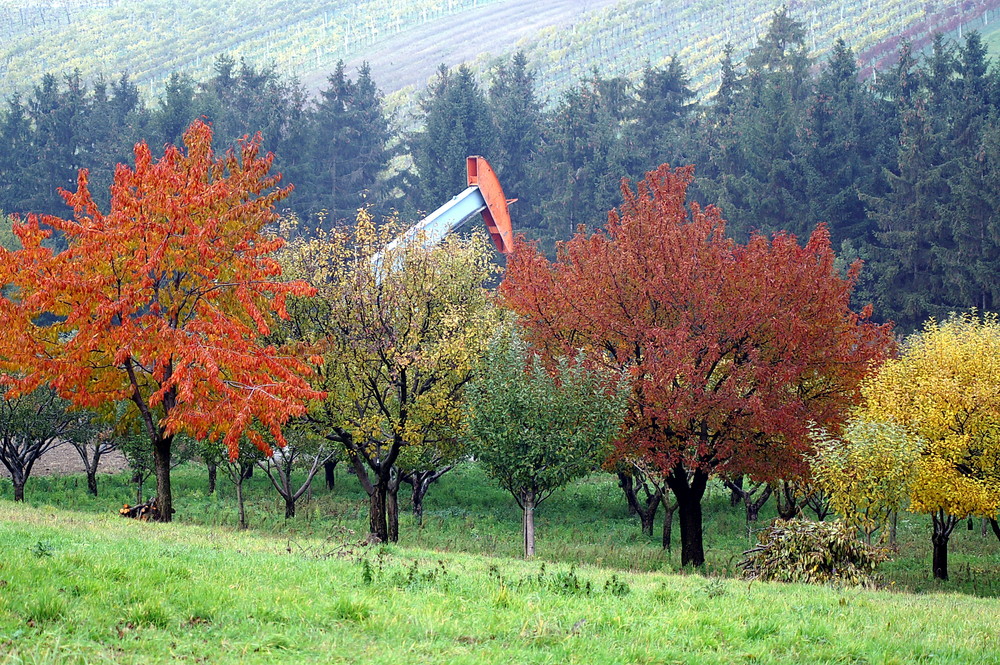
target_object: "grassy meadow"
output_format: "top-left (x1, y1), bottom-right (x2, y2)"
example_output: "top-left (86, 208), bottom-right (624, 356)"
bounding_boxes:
top-left (1, 463), bottom-right (1000, 663)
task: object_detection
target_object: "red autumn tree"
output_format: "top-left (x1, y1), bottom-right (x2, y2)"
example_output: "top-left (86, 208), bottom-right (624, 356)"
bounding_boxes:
top-left (0, 120), bottom-right (322, 521)
top-left (502, 165), bottom-right (894, 566)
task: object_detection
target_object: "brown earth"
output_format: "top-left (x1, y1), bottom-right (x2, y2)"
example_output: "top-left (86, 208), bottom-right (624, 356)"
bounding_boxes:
top-left (306, 0), bottom-right (623, 94)
top-left (0, 445), bottom-right (127, 478)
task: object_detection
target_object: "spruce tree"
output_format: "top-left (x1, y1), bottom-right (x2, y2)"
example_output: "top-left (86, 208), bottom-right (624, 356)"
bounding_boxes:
top-left (800, 40), bottom-right (890, 247)
top-left (301, 61), bottom-right (391, 227)
top-left (632, 56), bottom-right (697, 174)
top-left (531, 73), bottom-right (635, 248)
top-left (869, 101), bottom-right (953, 330)
top-left (411, 64), bottom-right (495, 212)
top-left (488, 52), bottom-right (542, 215)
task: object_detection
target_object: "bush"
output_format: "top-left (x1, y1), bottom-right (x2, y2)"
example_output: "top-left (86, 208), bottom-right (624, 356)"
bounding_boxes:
top-left (739, 519), bottom-right (888, 587)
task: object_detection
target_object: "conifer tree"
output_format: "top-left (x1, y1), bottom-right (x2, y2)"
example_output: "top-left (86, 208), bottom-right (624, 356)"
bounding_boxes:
top-left (489, 52), bottom-right (542, 213)
top-left (411, 64), bottom-right (496, 211)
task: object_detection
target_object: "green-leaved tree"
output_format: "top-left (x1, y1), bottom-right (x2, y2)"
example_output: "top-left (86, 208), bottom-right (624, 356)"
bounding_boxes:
top-left (463, 327), bottom-right (628, 557)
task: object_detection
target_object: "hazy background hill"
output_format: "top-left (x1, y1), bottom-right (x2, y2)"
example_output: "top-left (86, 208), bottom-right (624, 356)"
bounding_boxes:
top-left (2, 0), bottom-right (998, 105)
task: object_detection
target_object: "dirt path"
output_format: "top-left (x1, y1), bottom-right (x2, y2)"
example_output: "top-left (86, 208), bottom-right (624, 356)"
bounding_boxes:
top-left (0, 445), bottom-right (127, 478)
top-left (303, 0), bottom-right (622, 94)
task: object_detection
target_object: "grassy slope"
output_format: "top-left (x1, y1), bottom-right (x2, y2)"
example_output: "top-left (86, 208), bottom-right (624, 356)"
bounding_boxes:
top-left (983, 19), bottom-right (1000, 55)
top-left (5, 463), bottom-right (1000, 594)
top-left (2, 499), bottom-right (1000, 665)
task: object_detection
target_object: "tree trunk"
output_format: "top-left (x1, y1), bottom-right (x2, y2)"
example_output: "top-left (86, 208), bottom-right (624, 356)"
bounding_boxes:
top-left (387, 482), bottom-right (399, 543)
top-left (932, 512), bottom-right (957, 581)
top-left (729, 475), bottom-right (744, 507)
top-left (13, 476), bottom-right (24, 502)
top-left (403, 467), bottom-right (452, 527)
top-left (207, 462), bottom-right (217, 494)
top-left (522, 489), bottom-right (536, 558)
top-left (775, 480), bottom-right (798, 519)
top-left (725, 480), bottom-right (772, 524)
top-left (617, 470), bottom-right (661, 536)
top-left (990, 519), bottom-right (1000, 542)
top-left (369, 484), bottom-right (388, 543)
top-left (662, 498), bottom-right (677, 552)
top-left (236, 478), bottom-right (247, 530)
top-left (153, 434), bottom-right (173, 523)
top-left (666, 467), bottom-right (708, 567)
top-left (324, 460), bottom-right (337, 490)
top-left (412, 480), bottom-right (425, 526)
top-left (284, 496), bottom-right (296, 519)
top-left (932, 531), bottom-right (949, 581)
top-left (640, 505), bottom-right (657, 535)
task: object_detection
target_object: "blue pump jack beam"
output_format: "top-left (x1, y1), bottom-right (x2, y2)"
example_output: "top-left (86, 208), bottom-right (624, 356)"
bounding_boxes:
top-left (371, 156), bottom-right (515, 275)
top-left (373, 185), bottom-right (486, 271)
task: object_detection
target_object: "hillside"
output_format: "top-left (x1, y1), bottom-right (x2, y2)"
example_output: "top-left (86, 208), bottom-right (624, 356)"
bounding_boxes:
top-left (2, 499), bottom-right (1000, 664)
top-left (1, 0), bottom-right (999, 105)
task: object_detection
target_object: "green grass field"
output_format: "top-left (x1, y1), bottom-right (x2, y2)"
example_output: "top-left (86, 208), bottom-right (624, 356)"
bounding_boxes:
top-left (2, 463), bottom-right (1000, 663)
top-left (982, 20), bottom-right (1000, 56)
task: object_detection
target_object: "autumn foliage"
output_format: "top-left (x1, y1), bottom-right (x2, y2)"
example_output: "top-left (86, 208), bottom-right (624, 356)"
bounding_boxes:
top-left (279, 211), bottom-right (500, 543)
top-left (859, 313), bottom-right (1000, 579)
top-left (0, 120), bottom-right (322, 520)
top-left (502, 165), bottom-right (894, 565)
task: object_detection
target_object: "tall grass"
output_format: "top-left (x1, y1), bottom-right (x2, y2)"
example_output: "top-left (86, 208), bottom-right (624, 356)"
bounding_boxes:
top-left (2, 460), bottom-right (999, 597)
top-left (1, 500), bottom-right (999, 664)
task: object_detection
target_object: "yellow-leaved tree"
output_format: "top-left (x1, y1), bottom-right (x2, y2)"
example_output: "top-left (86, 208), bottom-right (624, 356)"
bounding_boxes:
top-left (808, 419), bottom-right (920, 544)
top-left (861, 313), bottom-right (1000, 580)
top-left (280, 210), bottom-right (500, 543)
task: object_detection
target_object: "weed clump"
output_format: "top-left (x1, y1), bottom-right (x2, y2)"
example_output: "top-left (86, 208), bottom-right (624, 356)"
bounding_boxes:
top-left (739, 519), bottom-right (888, 587)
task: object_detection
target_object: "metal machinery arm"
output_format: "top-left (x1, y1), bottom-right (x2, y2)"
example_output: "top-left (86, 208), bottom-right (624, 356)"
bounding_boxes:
top-left (374, 156), bottom-right (514, 267)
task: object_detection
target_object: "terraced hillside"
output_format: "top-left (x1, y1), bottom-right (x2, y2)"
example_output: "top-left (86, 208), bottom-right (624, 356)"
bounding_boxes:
top-left (1, 0), bottom-right (999, 103)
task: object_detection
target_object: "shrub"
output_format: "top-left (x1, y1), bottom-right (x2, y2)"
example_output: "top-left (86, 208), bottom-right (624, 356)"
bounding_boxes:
top-left (739, 519), bottom-right (888, 587)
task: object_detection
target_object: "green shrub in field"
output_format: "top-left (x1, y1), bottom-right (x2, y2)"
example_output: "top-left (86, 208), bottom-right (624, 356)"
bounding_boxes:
top-left (739, 519), bottom-right (888, 587)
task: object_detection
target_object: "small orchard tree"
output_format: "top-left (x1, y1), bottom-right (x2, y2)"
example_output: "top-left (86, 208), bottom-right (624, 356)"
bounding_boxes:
top-left (809, 419), bottom-right (920, 544)
top-left (397, 435), bottom-right (464, 526)
top-left (0, 386), bottom-right (94, 501)
top-left (861, 313), bottom-right (1000, 580)
top-left (0, 120), bottom-right (322, 521)
top-left (613, 461), bottom-right (665, 537)
top-left (255, 422), bottom-right (336, 519)
top-left (66, 428), bottom-right (119, 497)
top-left (220, 437), bottom-right (266, 530)
top-left (280, 212), bottom-right (498, 543)
top-left (463, 327), bottom-right (628, 558)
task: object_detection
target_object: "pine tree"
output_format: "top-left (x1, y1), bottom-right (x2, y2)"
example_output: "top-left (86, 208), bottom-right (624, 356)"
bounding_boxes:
top-left (869, 100), bottom-right (953, 330)
top-left (0, 95), bottom-right (34, 214)
top-left (23, 72), bottom-right (88, 218)
top-left (411, 64), bottom-right (496, 212)
top-left (297, 61), bottom-right (391, 227)
top-left (153, 72), bottom-right (199, 148)
top-left (800, 40), bottom-right (890, 247)
top-left (632, 56), bottom-right (697, 174)
top-left (531, 73), bottom-right (635, 248)
top-left (488, 52), bottom-right (542, 215)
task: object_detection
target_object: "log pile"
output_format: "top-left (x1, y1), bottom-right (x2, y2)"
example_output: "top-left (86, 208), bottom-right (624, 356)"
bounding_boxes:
top-left (119, 497), bottom-right (159, 520)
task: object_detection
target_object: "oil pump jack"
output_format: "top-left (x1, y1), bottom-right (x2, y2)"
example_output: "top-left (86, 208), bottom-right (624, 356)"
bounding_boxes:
top-left (373, 156), bottom-right (515, 268)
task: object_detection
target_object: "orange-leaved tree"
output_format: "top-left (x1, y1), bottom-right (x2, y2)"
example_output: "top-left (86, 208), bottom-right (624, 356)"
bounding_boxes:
top-left (0, 119), bottom-right (323, 521)
top-left (502, 165), bottom-right (894, 566)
